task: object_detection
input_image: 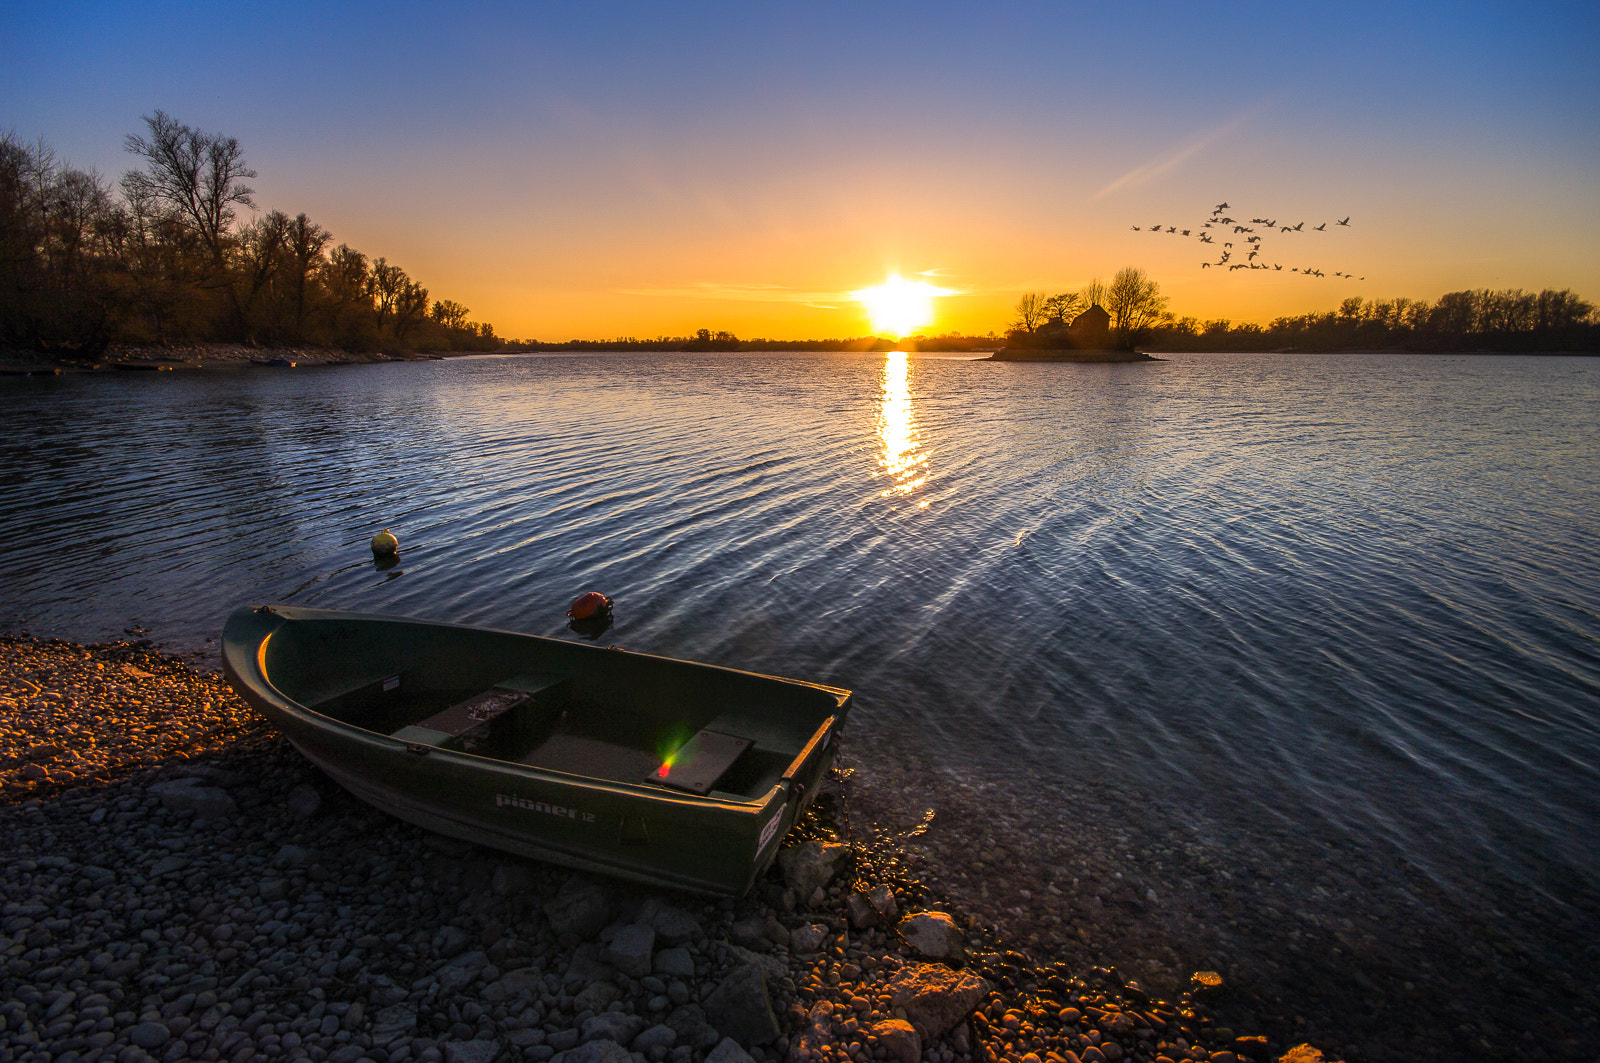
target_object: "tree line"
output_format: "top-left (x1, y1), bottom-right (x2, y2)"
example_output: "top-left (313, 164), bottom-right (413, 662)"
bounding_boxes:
top-left (1151, 289), bottom-right (1598, 352)
top-left (1010, 270), bottom-right (1597, 353)
top-left (1, 113), bottom-right (502, 357)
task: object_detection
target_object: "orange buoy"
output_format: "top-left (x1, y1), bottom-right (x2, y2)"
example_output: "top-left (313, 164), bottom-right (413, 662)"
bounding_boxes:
top-left (566, 592), bottom-right (613, 621)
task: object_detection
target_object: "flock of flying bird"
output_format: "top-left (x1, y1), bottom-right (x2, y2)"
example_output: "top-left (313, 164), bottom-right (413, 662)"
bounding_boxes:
top-left (1131, 201), bottom-right (1363, 279)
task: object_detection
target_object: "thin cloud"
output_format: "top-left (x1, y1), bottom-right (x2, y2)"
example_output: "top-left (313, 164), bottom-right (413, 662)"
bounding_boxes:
top-left (1092, 105), bottom-right (1266, 200)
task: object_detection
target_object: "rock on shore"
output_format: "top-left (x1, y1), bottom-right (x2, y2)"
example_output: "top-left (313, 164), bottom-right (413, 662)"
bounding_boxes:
top-left (2, 636), bottom-right (1289, 1063)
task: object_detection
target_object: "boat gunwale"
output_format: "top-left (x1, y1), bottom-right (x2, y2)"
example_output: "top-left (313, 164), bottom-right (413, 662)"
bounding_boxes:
top-left (225, 604), bottom-right (851, 809)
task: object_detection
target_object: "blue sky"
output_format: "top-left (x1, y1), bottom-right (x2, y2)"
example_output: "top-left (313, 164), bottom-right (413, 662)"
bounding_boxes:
top-left (9, 1), bottom-right (1598, 337)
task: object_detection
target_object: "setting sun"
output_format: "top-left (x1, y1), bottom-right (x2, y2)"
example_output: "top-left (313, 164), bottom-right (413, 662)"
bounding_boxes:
top-left (852, 274), bottom-right (954, 337)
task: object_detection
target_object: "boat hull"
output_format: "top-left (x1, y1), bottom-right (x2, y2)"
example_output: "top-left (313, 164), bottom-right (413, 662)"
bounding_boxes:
top-left (222, 605), bottom-right (851, 895)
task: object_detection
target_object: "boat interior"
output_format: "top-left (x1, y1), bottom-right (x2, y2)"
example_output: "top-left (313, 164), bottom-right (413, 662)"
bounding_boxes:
top-left (281, 643), bottom-right (836, 804)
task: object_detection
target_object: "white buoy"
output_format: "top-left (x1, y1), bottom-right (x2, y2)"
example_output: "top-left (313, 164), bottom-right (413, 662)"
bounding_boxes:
top-left (371, 529), bottom-right (399, 556)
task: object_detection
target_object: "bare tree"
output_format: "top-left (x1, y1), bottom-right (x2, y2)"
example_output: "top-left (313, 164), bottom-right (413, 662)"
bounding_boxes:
top-left (1010, 291), bottom-right (1050, 334)
top-left (313, 243), bottom-right (373, 347)
top-left (284, 213), bottom-right (330, 340)
top-left (321, 244), bottom-right (368, 310)
top-left (0, 134), bottom-right (52, 343)
top-left (1536, 289), bottom-right (1594, 331)
top-left (122, 111), bottom-right (255, 268)
top-left (393, 280), bottom-right (429, 342)
top-left (1102, 266), bottom-right (1169, 348)
top-left (431, 299), bottom-right (470, 330)
top-left (367, 257), bottom-right (407, 334)
top-left (1042, 291), bottom-right (1084, 324)
top-left (235, 209), bottom-right (291, 340)
top-left (1081, 277), bottom-right (1108, 310)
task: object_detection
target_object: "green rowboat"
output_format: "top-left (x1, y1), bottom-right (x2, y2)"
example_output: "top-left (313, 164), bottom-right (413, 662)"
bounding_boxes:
top-left (222, 605), bottom-right (852, 895)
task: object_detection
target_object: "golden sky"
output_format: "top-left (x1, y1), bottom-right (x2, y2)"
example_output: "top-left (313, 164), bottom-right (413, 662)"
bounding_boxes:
top-left (15, 3), bottom-right (1599, 340)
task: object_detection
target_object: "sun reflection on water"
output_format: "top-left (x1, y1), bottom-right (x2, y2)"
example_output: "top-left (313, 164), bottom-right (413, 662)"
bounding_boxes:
top-left (876, 351), bottom-right (928, 505)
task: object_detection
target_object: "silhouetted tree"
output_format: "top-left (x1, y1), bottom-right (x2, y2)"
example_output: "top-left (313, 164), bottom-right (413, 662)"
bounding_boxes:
top-left (1043, 291), bottom-right (1084, 324)
top-left (283, 213), bottom-right (330, 342)
top-left (392, 279), bottom-right (429, 342)
top-left (1103, 266), bottom-right (1170, 348)
top-left (0, 133), bottom-right (124, 352)
top-left (366, 257), bottom-right (407, 336)
top-left (319, 244), bottom-right (374, 348)
top-left (1010, 291), bottom-right (1050, 334)
top-left (234, 209), bottom-right (291, 343)
top-left (122, 111), bottom-right (255, 271)
top-left (430, 299), bottom-right (470, 330)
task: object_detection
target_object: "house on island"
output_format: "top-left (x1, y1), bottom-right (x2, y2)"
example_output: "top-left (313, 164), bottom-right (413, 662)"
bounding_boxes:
top-left (1066, 304), bottom-right (1111, 348)
top-left (1037, 303), bottom-right (1112, 347)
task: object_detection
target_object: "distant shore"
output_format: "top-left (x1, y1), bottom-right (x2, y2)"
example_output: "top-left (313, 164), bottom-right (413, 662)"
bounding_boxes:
top-left (0, 344), bottom-right (468, 375)
top-left (8, 343), bottom-right (1598, 376)
top-left (987, 349), bottom-right (1159, 363)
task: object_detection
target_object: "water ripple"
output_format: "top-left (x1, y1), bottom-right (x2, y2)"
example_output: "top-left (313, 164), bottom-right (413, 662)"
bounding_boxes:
top-left (2, 351), bottom-right (1598, 911)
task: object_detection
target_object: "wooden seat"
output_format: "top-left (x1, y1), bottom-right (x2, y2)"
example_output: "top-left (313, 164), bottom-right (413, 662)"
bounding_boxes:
top-left (392, 674), bottom-right (564, 747)
top-left (647, 730), bottom-right (751, 794)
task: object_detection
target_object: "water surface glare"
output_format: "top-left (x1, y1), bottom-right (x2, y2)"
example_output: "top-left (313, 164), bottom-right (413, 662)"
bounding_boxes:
top-left (3, 350), bottom-right (1598, 1045)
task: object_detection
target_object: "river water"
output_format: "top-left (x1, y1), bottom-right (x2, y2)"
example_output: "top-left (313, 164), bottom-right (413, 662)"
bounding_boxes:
top-left (3, 351), bottom-right (1598, 1057)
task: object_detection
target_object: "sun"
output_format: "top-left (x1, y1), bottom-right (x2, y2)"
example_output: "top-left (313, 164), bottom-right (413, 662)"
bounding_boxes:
top-left (852, 273), bottom-right (953, 337)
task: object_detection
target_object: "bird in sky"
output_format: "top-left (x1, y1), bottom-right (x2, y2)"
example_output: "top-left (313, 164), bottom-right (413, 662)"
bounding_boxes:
top-left (1127, 201), bottom-right (1358, 281)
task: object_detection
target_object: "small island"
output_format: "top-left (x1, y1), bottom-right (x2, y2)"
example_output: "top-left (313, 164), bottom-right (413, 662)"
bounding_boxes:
top-left (988, 347), bottom-right (1158, 363)
top-left (988, 300), bottom-right (1159, 362)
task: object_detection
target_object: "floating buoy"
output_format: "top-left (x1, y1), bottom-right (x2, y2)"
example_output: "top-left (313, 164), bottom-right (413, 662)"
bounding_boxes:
top-left (371, 529), bottom-right (399, 556)
top-left (566, 591), bottom-right (613, 621)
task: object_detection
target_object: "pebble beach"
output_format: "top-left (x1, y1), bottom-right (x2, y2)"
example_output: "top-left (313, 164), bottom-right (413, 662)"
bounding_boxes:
top-left (0, 634), bottom-right (1305, 1063)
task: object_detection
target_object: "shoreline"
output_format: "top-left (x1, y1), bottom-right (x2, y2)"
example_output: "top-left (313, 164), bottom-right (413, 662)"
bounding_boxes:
top-left (0, 344), bottom-right (463, 374)
top-left (985, 350), bottom-right (1158, 364)
top-left (1, 635), bottom-right (1292, 1063)
top-left (6, 345), bottom-right (1593, 378)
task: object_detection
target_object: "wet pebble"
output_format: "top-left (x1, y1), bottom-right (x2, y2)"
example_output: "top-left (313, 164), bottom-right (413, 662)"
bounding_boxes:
top-left (1, 635), bottom-right (1278, 1063)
